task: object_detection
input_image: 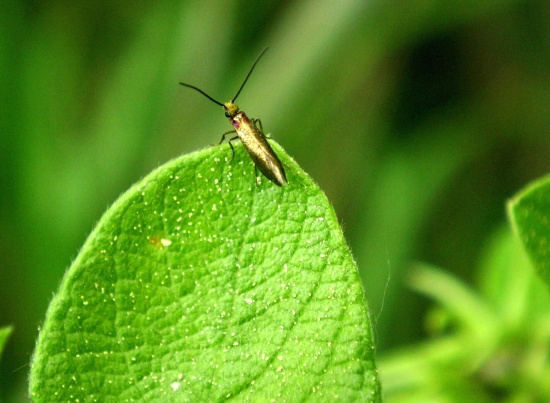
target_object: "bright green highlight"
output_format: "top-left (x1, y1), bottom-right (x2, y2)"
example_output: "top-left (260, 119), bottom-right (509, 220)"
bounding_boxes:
top-left (508, 173), bottom-right (550, 290)
top-left (29, 142), bottom-right (380, 401)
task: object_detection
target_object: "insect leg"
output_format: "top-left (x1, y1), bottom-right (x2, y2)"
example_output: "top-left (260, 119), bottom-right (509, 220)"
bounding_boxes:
top-left (253, 118), bottom-right (263, 133)
top-left (253, 118), bottom-right (272, 139)
top-left (227, 136), bottom-right (239, 162)
top-left (219, 130), bottom-right (236, 145)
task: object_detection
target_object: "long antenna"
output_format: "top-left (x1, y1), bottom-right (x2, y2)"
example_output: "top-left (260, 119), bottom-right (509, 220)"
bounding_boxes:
top-left (178, 82), bottom-right (225, 107)
top-left (179, 46), bottom-right (268, 106)
top-left (231, 46), bottom-right (268, 102)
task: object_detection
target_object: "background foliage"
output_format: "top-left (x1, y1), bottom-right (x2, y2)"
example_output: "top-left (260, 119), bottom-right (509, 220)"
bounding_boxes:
top-left (2, 0), bottom-right (550, 400)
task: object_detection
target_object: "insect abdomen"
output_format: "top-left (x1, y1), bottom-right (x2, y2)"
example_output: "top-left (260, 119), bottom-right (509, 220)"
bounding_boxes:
top-left (231, 112), bottom-right (287, 187)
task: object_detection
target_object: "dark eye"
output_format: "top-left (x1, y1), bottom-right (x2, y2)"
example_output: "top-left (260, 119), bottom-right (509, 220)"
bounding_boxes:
top-left (225, 111), bottom-right (231, 118)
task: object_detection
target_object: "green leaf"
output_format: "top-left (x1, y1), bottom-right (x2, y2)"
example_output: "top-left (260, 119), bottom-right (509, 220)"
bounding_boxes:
top-left (0, 326), bottom-right (13, 361)
top-left (29, 141), bottom-right (380, 402)
top-left (508, 173), bottom-right (550, 290)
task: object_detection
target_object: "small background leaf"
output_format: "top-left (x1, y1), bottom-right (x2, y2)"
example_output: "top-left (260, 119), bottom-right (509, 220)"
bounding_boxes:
top-left (379, 226), bottom-right (550, 401)
top-left (0, 326), bottom-right (13, 398)
top-left (0, 326), bottom-right (13, 361)
top-left (508, 173), bottom-right (550, 289)
top-left (29, 142), bottom-right (380, 401)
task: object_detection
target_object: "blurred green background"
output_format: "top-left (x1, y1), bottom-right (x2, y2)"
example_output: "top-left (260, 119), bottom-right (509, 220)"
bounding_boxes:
top-left (2, 0), bottom-right (550, 400)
